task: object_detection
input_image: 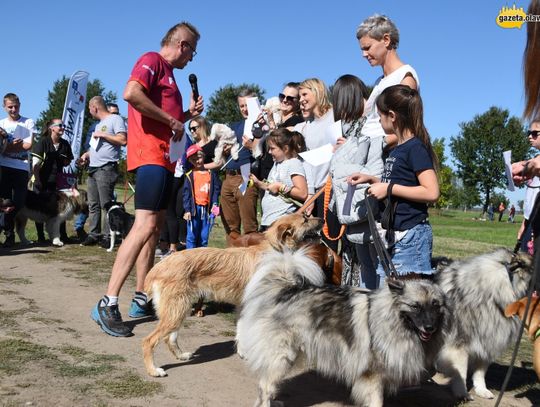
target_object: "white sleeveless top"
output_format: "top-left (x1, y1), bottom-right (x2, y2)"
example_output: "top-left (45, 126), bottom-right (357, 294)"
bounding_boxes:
top-left (362, 64), bottom-right (420, 139)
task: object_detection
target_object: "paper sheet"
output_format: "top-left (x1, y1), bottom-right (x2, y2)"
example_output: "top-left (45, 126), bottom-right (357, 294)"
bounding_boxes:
top-left (244, 97), bottom-right (262, 140)
top-left (299, 143), bottom-right (334, 167)
top-left (89, 132), bottom-right (101, 151)
top-left (169, 135), bottom-right (188, 163)
top-left (503, 150), bottom-right (515, 191)
top-left (238, 163), bottom-right (251, 195)
top-left (328, 120), bottom-right (342, 143)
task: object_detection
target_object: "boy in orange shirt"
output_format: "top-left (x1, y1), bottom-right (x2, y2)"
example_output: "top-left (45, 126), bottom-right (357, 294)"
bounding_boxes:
top-left (183, 144), bottom-right (221, 248)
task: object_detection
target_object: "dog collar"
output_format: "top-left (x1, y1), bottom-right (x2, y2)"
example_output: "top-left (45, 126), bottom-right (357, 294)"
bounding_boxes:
top-left (536, 328), bottom-right (540, 340)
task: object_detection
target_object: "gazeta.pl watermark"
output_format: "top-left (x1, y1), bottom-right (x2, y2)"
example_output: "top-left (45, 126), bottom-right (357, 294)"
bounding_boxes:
top-left (497, 4), bottom-right (540, 29)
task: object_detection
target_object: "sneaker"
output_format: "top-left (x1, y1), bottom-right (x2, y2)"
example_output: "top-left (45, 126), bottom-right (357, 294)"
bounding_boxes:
top-left (160, 249), bottom-right (174, 261)
top-left (91, 303), bottom-right (133, 337)
top-left (128, 299), bottom-right (155, 318)
top-left (80, 235), bottom-right (99, 246)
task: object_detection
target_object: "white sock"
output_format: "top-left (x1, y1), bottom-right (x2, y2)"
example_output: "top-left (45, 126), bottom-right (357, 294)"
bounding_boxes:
top-left (99, 295), bottom-right (118, 307)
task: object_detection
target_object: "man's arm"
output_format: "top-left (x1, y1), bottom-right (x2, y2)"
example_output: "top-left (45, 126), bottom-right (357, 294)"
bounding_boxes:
top-left (92, 131), bottom-right (127, 146)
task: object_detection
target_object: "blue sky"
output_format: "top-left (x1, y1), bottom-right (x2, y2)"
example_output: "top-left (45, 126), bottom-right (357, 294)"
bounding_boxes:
top-left (1, 0), bottom-right (528, 204)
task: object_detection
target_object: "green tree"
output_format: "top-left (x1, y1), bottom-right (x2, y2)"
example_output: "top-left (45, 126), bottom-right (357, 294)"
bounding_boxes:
top-left (449, 179), bottom-right (481, 210)
top-left (432, 138), bottom-right (454, 209)
top-left (36, 76), bottom-right (116, 150)
top-left (450, 107), bottom-right (530, 213)
top-left (206, 83), bottom-right (265, 125)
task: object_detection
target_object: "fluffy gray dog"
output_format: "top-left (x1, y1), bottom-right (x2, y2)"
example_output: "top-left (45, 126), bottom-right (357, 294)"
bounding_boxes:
top-left (236, 248), bottom-right (449, 407)
top-left (434, 248), bottom-right (533, 400)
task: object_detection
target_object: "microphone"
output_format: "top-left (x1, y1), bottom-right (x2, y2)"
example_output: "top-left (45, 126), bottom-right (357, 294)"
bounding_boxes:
top-left (188, 74), bottom-right (199, 101)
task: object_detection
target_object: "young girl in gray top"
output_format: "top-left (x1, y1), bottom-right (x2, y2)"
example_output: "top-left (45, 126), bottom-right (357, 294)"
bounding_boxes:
top-left (250, 129), bottom-right (308, 229)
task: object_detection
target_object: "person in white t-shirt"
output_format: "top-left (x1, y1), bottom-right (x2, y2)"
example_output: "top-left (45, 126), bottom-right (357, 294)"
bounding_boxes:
top-left (0, 93), bottom-right (35, 247)
top-left (356, 14), bottom-right (419, 147)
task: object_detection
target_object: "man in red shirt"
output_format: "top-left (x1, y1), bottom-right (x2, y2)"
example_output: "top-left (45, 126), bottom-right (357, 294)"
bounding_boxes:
top-left (91, 22), bottom-right (203, 337)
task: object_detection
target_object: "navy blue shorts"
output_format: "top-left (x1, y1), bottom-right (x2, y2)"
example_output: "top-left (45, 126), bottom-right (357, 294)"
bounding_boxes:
top-left (134, 165), bottom-right (173, 211)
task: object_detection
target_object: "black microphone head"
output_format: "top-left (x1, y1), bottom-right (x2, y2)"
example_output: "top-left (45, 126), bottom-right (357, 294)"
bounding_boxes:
top-left (189, 74), bottom-right (197, 84)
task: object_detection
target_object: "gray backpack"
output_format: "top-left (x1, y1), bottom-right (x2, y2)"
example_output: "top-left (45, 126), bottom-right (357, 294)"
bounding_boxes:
top-left (328, 118), bottom-right (384, 243)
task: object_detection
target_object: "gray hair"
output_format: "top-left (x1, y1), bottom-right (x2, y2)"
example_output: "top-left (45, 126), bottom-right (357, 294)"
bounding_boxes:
top-left (356, 14), bottom-right (399, 49)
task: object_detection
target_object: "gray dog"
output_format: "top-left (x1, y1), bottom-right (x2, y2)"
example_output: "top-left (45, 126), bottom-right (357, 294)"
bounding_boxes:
top-left (434, 249), bottom-right (533, 400)
top-left (236, 248), bottom-right (449, 407)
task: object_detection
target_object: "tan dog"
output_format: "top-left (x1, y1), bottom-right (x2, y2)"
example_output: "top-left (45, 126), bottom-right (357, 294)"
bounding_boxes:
top-left (142, 213), bottom-right (330, 377)
top-left (505, 295), bottom-right (540, 380)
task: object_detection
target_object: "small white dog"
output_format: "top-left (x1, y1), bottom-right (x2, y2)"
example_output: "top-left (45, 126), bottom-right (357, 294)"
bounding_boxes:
top-left (209, 123), bottom-right (240, 166)
top-left (264, 96), bottom-right (282, 127)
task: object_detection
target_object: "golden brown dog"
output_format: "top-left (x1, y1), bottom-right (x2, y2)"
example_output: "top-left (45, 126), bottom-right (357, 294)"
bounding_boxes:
top-left (505, 295), bottom-right (540, 380)
top-left (142, 213), bottom-right (334, 377)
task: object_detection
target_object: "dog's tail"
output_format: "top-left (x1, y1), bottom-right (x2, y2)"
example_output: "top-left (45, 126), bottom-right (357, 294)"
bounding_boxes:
top-left (242, 247), bottom-right (325, 304)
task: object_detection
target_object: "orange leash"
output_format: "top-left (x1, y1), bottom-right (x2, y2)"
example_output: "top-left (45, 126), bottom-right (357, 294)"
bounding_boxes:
top-left (322, 176), bottom-right (345, 241)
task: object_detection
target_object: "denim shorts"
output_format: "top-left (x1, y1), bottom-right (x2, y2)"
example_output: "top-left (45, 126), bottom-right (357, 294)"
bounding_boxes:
top-left (134, 165), bottom-right (173, 211)
top-left (376, 222), bottom-right (433, 284)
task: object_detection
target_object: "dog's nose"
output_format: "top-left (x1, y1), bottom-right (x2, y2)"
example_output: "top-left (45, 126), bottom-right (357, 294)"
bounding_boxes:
top-left (424, 324), bottom-right (435, 333)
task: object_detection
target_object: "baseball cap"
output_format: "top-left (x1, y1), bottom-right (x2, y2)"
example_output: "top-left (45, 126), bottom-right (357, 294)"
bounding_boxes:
top-left (186, 144), bottom-right (203, 159)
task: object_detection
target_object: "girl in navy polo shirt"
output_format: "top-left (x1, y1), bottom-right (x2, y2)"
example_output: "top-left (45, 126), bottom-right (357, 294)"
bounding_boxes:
top-left (348, 84), bottom-right (439, 285)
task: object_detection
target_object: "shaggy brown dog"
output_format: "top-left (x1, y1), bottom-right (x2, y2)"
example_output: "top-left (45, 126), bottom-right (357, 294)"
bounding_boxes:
top-left (505, 295), bottom-right (540, 380)
top-left (142, 213), bottom-right (331, 377)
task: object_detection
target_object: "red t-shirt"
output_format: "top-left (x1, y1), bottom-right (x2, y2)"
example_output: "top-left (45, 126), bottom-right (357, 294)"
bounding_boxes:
top-left (126, 52), bottom-right (185, 172)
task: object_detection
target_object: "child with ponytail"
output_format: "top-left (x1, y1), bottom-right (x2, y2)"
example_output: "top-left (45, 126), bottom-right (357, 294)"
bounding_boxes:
top-left (347, 84), bottom-right (439, 283)
top-left (250, 128), bottom-right (308, 230)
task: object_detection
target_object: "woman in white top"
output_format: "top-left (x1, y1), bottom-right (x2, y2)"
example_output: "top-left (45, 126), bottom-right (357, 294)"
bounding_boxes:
top-left (357, 14), bottom-right (419, 147)
top-left (293, 78), bottom-right (340, 252)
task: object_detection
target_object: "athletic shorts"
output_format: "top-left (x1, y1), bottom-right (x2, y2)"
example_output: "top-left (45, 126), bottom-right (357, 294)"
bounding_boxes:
top-left (134, 165), bottom-right (173, 211)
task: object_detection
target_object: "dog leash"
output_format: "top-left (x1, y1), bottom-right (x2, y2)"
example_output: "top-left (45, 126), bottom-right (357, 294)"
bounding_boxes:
top-left (494, 249), bottom-right (540, 406)
top-left (295, 187), bottom-right (325, 214)
top-left (365, 187), bottom-right (398, 280)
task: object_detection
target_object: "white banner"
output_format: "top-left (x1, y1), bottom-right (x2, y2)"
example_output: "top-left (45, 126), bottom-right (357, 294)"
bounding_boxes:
top-left (60, 70), bottom-right (89, 188)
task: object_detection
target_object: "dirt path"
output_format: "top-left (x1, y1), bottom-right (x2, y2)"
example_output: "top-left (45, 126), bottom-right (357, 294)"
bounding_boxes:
top-left (0, 245), bottom-right (539, 407)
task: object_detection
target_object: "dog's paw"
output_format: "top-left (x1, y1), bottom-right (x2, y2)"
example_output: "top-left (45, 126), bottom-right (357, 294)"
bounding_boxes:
top-left (52, 238), bottom-right (64, 247)
top-left (148, 367), bottom-right (167, 377)
top-left (178, 352), bottom-right (193, 361)
top-left (474, 386), bottom-right (494, 399)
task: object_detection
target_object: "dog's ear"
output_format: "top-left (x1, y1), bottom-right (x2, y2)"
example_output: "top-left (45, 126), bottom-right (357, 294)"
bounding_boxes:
top-left (267, 223), bottom-right (291, 251)
top-left (504, 300), bottom-right (523, 318)
top-left (387, 278), bottom-right (404, 293)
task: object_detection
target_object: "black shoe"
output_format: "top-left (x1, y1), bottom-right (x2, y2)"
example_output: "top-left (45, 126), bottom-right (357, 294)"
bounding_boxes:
top-left (91, 303), bottom-right (133, 337)
top-left (2, 234), bottom-right (15, 248)
top-left (76, 228), bottom-right (88, 243)
top-left (100, 239), bottom-right (112, 249)
top-left (80, 235), bottom-right (99, 246)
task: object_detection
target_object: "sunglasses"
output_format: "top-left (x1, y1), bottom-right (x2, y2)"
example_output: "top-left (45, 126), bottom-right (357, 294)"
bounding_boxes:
top-left (50, 123), bottom-right (65, 129)
top-left (189, 125), bottom-right (200, 132)
top-left (528, 130), bottom-right (540, 138)
top-left (279, 93), bottom-right (298, 103)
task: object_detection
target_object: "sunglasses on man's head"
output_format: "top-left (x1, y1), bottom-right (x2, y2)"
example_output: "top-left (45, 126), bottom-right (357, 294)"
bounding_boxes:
top-left (279, 93), bottom-right (298, 103)
top-left (528, 130), bottom-right (540, 138)
top-left (189, 125), bottom-right (200, 132)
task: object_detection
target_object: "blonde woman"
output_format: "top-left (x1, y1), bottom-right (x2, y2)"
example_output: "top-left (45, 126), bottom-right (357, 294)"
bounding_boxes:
top-left (293, 78), bottom-right (340, 251)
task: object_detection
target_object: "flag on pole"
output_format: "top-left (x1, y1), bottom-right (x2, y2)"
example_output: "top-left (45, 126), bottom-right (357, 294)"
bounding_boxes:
top-left (59, 70), bottom-right (89, 189)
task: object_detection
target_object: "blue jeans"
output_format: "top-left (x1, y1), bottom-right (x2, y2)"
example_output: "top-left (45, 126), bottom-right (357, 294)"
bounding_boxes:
top-left (87, 163), bottom-right (118, 238)
top-left (354, 243), bottom-right (379, 289)
top-left (186, 205), bottom-right (212, 249)
top-left (376, 222), bottom-right (433, 285)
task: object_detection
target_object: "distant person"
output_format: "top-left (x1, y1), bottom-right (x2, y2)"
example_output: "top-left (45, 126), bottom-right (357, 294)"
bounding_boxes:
top-left (183, 144), bottom-right (221, 249)
top-left (508, 204), bottom-right (516, 223)
top-left (356, 14), bottom-right (419, 149)
top-left (487, 203), bottom-right (495, 221)
top-left (106, 103), bottom-right (120, 115)
top-left (348, 85), bottom-right (439, 284)
top-left (79, 96), bottom-right (127, 248)
top-left (0, 93), bottom-right (35, 247)
top-left (91, 21), bottom-right (203, 337)
top-left (31, 119), bottom-right (74, 242)
top-left (498, 202), bottom-right (506, 222)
